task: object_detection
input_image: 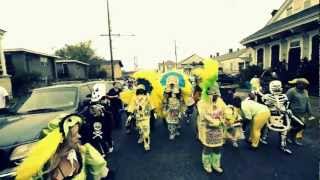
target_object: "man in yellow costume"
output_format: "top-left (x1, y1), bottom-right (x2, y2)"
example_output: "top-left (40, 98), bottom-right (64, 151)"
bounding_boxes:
top-left (197, 76), bottom-right (226, 174)
top-left (15, 114), bottom-right (113, 180)
top-left (162, 75), bottom-right (185, 140)
top-left (127, 84), bottom-right (154, 151)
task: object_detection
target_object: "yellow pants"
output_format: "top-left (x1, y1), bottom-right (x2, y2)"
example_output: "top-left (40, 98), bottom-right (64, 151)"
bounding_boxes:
top-left (250, 111), bottom-right (270, 148)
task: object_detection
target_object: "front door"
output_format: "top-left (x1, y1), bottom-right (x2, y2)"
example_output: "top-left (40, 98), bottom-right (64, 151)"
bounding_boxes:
top-left (271, 45), bottom-right (280, 68)
top-left (310, 35), bottom-right (319, 96)
top-left (288, 47), bottom-right (301, 79)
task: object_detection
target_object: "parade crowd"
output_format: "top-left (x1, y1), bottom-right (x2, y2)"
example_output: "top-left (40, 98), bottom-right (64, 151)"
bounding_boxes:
top-left (11, 58), bottom-right (315, 179)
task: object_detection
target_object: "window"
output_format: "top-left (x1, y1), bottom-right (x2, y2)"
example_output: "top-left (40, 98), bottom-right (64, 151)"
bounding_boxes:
top-left (40, 57), bottom-right (48, 67)
top-left (290, 40), bottom-right (300, 48)
top-left (257, 48), bottom-right (264, 67)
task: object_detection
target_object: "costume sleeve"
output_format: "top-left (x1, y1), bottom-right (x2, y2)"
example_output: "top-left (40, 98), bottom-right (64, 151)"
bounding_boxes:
top-left (82, 143), bottom-right (109, 179)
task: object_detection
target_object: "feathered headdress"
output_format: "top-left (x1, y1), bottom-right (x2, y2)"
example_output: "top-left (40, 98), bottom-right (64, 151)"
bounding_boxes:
top-left (160, 70), bottom-right (193, 105)
top-left (15, 114), bottom-right (82, 180)
top-left (192, 58), bottom-right (219, 101)
top-left (120, 70), bottom-right (164, 116)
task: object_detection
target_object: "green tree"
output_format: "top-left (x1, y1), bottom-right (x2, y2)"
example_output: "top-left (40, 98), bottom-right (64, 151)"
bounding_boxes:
top-left (55, 41), bottom-right (96, 62)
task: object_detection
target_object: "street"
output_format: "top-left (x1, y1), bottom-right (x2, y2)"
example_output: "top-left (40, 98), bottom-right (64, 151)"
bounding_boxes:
top-left (108, 99), bottom-right (319, 180)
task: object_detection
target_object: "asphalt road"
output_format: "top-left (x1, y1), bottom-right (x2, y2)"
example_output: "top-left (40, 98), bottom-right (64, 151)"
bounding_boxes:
top-left (107, 112), bottom-right (319, 180)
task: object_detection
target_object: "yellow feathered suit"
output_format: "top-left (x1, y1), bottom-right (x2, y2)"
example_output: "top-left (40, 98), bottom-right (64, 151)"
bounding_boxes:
top-left (160, 70), bottom-right (193, 140)
top-left (195, 58), bottom-right (226, 174)
top-left (15, 114), bottom-right (108, 180)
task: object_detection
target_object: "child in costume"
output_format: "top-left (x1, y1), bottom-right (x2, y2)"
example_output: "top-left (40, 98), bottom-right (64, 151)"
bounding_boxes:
top-left (15, 114), bottom-right (112, 180)
top-left (127, 84), bottom-right (154, 151)
top-left (224, 97), bottom-right (244, 148)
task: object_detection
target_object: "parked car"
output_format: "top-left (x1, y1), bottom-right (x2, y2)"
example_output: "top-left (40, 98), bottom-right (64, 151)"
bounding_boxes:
top-left (0, 81), bottom-right (108, 179)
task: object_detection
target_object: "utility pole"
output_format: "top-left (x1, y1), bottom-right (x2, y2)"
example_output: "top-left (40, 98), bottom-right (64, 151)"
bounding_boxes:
top-left (106, 0), bottom-right (114, 81)
top-left (174, 40), bottom-right (178, 68)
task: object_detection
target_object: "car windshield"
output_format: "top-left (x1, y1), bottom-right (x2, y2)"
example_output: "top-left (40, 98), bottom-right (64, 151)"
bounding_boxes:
top-left (17, 87), bottom-right (78, 113)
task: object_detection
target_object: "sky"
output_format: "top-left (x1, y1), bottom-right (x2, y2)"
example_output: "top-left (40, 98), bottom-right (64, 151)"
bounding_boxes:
top-left (0, 0), bottom-right (284, 71)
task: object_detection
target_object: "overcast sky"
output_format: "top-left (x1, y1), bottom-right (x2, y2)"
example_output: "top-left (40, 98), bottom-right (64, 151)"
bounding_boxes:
top-left (0, 0), bottom-right (284, 71)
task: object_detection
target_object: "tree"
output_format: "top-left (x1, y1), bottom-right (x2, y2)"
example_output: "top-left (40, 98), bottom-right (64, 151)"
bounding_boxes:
top-left (55, 41), bottom-right (96, 62)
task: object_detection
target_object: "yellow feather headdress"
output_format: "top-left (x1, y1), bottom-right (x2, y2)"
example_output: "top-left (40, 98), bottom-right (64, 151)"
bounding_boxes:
top-left (15, 114), bottom-right (82, 180)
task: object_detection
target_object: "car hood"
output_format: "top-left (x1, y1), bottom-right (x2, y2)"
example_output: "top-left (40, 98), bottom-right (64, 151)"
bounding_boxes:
top-left (0, 111), bottom-right (71, 148)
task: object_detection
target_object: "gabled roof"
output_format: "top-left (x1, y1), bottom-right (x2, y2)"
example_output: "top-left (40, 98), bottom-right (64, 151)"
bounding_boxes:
top-left (56, 60), bottom-right (89, 66)
top-left (4, 48), bottom-right (60, 58)
top-left (179, 54), bottom-right (204, 65)
top-left (241, 4), bottom-right (319, 45)
top-left (215, 49), bottom-right (249, 62)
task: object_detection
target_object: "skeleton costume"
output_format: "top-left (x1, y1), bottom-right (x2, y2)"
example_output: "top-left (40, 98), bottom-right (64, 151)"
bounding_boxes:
top-left (127, 84), bottom-right (153, 151)
top-left (260, 80), bottom-right (293, 154)
top-left (81, 83), bottom-right (114, 156)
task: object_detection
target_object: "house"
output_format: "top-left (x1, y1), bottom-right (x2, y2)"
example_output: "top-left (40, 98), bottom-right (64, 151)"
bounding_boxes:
top-left (241, 0), bottom-right (319, 95)
top-left (56, 60), bottom-right (89, 80)
top-left (178, 54), bottom-right (204, 75)
top-left (89, 59), bottom-right (123, 80)
top-left (158, 60), bottom-right (176, 73)
top-left (4, 48), bottom-right (58, 84)
top-left (215, 48), bottom-right (253, 74)
top-left (0, 29), bottom-right (12, 96)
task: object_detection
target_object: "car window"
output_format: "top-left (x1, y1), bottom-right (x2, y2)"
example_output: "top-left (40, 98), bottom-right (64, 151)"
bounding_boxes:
top-left (18, 87), bottom-right (78, 113)
top-left (79, 85), bottom-right (92, 101)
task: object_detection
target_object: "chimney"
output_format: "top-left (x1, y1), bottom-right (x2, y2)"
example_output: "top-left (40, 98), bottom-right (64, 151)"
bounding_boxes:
top-left (216, 52), bottom-right (219, 57)
top-left (229, 48), bottom-right (233, 53)
top-left (271, 9), bottom-right (278, 17)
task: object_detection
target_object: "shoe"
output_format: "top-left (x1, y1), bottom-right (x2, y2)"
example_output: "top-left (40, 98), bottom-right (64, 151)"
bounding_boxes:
top-left (280, 146), bottom-right (292, 155)
top-left (260, 138), bottom-right (268, 145)
top-left (107, 147), bottom-right (114, 154)
top-left (203, 165), bottom-right (212, 173)
top-left (169, 134), bottom-right (175, 140)
top-left (287, 138), bottom-right (293, 144)
top-left (213, 167), bottom-right (223, 174)
top-left (294, 139), bottom-right (304, 146)
top-left (144, 145), bottom-right (150, 151)
top-left (138, 137), bottom-right (143, 144)
top-left (232, 142), bottom-right (239, 148)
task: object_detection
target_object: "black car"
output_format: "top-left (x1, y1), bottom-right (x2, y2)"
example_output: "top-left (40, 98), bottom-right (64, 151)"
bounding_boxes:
top-left (0, 81), bottom-right (109, 179)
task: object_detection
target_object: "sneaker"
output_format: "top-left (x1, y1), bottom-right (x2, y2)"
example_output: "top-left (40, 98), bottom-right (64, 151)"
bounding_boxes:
top-left (203, 165), bottom-right (212, 173)
top-left (294, 139), bottom-right (304, 146)
top-left (232, 142), bottom-right (239, 148)
top-left (138, 137), bottom-right (143, 144)
top-left (169, 134), bottom-right (175, 140)
top-left (260, 138), bottom-right (268, 145)
top-left (107, 147), bottom-right (114, 154)
top-left (213, 167), bottom-right (223, 174)
top-left (144, 144), bottom-right (150, 151)
top-left (287, 138), bottom-right (293, 144)
top-left (280, 146), bottom-right (292, 155)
